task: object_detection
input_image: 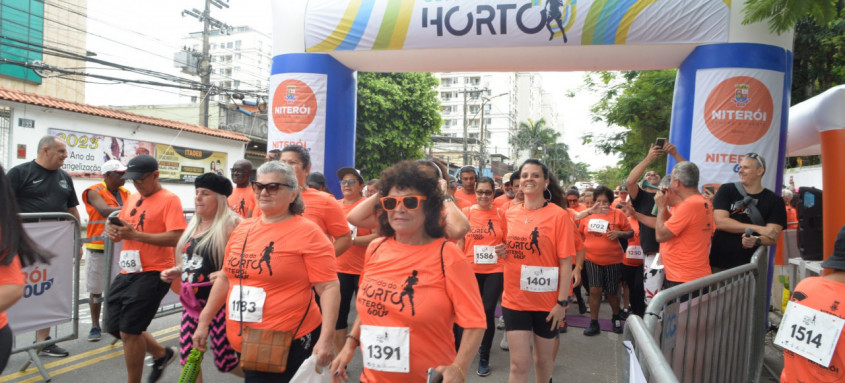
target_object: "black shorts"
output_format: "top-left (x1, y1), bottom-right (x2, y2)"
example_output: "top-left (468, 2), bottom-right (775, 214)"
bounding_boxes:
top-left (242, 326), bottom-right (321, 383)
top-left (585, 261), bottom-right (623, 295)
top-left (105, 271), bottom-right (170, 338)
top-left (501, 307), bottom-right (558, 339)
top-left (336, 272), bottom-right (359, 330)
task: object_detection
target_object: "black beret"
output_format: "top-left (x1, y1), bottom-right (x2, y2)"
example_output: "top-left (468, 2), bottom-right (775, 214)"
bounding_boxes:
top-left (195, 173), bottom-right (233, 197)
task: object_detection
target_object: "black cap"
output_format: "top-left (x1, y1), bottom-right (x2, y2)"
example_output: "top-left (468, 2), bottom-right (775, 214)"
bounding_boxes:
top-left (122, 154), bottom-right (158, 180)
top-left (336, 167), bottom-right (364, 185)
top-left (821, 226), bottom-right (845, 271)
top-left (195, 173), bottom-right (233, 197)
top-left (307, 172), bottom-right (326, 189)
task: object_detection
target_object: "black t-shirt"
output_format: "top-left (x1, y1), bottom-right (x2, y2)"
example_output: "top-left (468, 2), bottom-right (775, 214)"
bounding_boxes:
top-left (631, 186), bottom-right (659, 254)
top-left (181, 233), bottom-right (220, 301)
top-left (7, 160), bottom-right (79, 213)
top-left (709, 183), bottom-right (787, 269)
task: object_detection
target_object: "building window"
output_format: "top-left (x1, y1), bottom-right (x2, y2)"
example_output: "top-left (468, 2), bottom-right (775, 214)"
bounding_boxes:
top-left (235, 53), bottom-right (241, 60)
top-left (234, 66), bottom-right (240, 72)
top-left (226, 41), bottom-right (233, 49)
top-left (191, 96), bottom-right (198, 103)
top-left (470, 106), bottom-right (480, 114)
top-left (484, 118), bottom-right (491, 125)
top-left (470, 77), bottom-right (481, 86)
top-left (469, 133), bottom-right (479, 139)
top-left (235, 40), bottom-right (242, 50)
top-left (441, 92), bottom-right (452, 101)
top-left (234, 80), bottom-right (240, 88)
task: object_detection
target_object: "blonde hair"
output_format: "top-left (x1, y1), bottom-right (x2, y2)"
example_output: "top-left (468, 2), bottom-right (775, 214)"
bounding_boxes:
top-left (176, 192), bottom-right (239, 270)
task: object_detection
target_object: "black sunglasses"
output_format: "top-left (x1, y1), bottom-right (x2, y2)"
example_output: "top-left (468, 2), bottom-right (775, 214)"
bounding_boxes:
top-left (252, 181), bottom-right (289, 194)
top-left (745, 153), bottom-right (765, 169)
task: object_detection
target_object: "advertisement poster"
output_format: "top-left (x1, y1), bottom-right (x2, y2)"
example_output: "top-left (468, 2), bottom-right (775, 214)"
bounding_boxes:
top-left (155, 144), bottom-right (228, 183)
top-left (50, 129), bottom-right (154, 178)
top-left (689, 68), bottom-right (784, 191)
top-left (303, 0), bottom-right (729, 52)
top-left (267, 72), bottom-right (328, 172)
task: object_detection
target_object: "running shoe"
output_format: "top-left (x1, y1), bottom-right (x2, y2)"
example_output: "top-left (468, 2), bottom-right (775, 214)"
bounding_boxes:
top-left (38, 337), bottom-right (69, 357)
top-left (495, 316), bottom-right (505, 330)
top-left (612, 315), bottom-right (624, 334)
top-left (88, 327), bottom-right (102, 342)
top-left (499, 334), bottom-right (509, 351)
top-left (477, 358), bottom-right (491, 377)
top-left (147, 346), bottom-right (176, 383)
top-left (583, 320), bottom-right (601, 336)
top-left (620, 307), bottom-right (631, 320)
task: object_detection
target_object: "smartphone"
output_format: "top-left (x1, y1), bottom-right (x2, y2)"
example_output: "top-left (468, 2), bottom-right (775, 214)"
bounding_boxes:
top-left (426, 368), bottom-right (443, 383)
top-left (655, 138), bottom-right (666, 149)
top-left (108, 217), bottom-right (124, 227)
top-left (705, 186), bottom-right (715, 194)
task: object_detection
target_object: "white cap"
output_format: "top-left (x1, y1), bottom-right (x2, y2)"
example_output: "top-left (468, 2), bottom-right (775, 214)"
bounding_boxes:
top-left (101, 159), bottom-right (127, 174)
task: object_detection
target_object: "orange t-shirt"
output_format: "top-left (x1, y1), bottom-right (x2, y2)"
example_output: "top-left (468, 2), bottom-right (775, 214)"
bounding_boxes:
top-left (302, 188), bottom-right (350, 238)
top-left (357, 238), bottom-right (485, 382)
top-left (337, 197), bottom-right (372, 274)
top-left (117, 189), bottom-right (187, 273)
top-left (502, 203), bottom-right (576, 312)
top-left (228, 186), bottom-right (257, 219)
top-left (786, 205), bottom-right (798, 230)
top-left (565, 209), bottom-right (585, 253)
top-left (571, 203), bottom-right (586, 212)
top-left (492, 194), bottom-right (511, 208)
top-left (454, 196), bottom-right (472, 210)
top-left (0, 256), bottom-right (24, 329)
top-left (223, 216), bottom-right (337, 352)
top-left (662, 194), bottom-right (714, 283)
top-left (579, 208), bottom-right (630, 266)
top-left (456, 188), bottom-right (477, 206)
top-left (461, 206), bottom-right (507, 274)
top-left (781, 277), bottom-right (845, 383)
top-left (623, 217), bottom-right (644, 267)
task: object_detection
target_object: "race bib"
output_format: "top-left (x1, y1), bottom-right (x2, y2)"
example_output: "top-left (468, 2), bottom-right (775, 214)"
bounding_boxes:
top-left (587, 219), bottom-right (609, 233)
top-left (626, 245), bottom-right (644, 260)
top-left (227, 285), bottom-right (266, 323)
top-left (520, 265), bottom-right (558, 292)
top-left (119, 250), bottom-right (142, 273)
top-left (360, 325), bottom-right (410, 373)
top-left (474, 245), bottom-right (497, 265)
top-left (775, 301), bottom-right (845, 367)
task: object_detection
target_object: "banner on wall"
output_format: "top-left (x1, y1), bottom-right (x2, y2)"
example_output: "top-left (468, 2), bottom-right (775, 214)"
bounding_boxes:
top-left (690, 68), bottom-right (784, 191)
top-left (7, 221), bottom-right (75, 334)
top-left (303, 0), bottom-right (729, 52)
top-left (50, 129), bottom-right (154, 178)
top-left (267, 72), bottom-right (328, 172)
top-left (155, 144), bottom-right (228, 183)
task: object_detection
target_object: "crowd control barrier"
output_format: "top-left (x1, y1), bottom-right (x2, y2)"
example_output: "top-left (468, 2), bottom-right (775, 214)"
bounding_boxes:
top-left (623, 246), bottom-right (769, 382)
top-left (6, 213), bottom-right (81, 382)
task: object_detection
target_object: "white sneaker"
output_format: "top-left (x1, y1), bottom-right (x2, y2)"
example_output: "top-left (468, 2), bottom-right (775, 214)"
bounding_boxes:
top-left (500, 334), bottom-right (509, 351)
top-left (496, 316), bottom-right (505, 330)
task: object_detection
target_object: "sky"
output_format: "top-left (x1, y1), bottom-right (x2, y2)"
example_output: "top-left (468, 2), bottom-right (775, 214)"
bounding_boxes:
top-left (83, 0), bottom-right (620, 171)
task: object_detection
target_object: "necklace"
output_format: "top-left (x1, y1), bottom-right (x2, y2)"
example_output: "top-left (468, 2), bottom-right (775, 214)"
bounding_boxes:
top-left (522, 203), bottom-right (545, 225)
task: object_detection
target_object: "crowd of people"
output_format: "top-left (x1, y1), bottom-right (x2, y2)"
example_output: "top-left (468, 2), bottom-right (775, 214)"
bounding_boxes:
top-left (0, 134), bottom-right (840, 382)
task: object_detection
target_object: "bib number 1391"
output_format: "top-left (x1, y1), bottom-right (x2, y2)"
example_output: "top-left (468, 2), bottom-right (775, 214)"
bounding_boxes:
top-left (360, 325), bottom-right (410, 373)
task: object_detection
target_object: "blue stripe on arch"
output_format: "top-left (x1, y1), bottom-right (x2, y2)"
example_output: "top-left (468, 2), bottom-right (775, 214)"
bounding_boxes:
top-left (336, 1), bottom-right (376, 51)
top-left (602, 0), bottom-right (636, 45)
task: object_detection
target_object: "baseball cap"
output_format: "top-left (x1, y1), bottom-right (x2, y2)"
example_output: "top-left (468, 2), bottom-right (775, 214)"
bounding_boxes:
top-left (503, 172), bottom-right (513, 185)
top-left (336, 167), bottom-right (364, 184)
top-left (307, 172), bottom-right (327, 189)
top-left (821, 226), bottom-right (845, 271)
top-left (122, 155), bottom-right (158, 180)
top-left (101, 160), bottom-right (127, 174)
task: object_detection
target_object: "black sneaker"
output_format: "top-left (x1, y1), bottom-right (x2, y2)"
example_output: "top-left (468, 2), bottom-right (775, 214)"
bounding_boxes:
top-left (147, 346), bottom-right (176, 383)
top-left (38, 337), bottom-right (69, 357)
top-left (477, 358), bottom-right (491, 377)
top-left (620, 307), bottom-right (631, 320)
top-left (612, 315), bottom-right (624, 334)
top-left (583, 320), bottom-right (600, 336)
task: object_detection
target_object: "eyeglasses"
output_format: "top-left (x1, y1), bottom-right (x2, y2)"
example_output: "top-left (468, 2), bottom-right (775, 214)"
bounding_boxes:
top-left (745, 153), bottom-right (765, 169)
top-left (380, 195), bottom-right (427, 211)
top-left (252, 181), bottom-right (289, 194)
top-left (340, 179), bottom-right (358, 186)
top-left (475, 190), bottom-right (494, 196)
top-left (567, 198), bottom-right (579, 204)
top-left (130, 198), bottom-right (144, 216)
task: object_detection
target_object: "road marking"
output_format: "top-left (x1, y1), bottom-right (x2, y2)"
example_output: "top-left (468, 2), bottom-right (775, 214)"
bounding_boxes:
top-left (0, 326), bottom-right (179, 382)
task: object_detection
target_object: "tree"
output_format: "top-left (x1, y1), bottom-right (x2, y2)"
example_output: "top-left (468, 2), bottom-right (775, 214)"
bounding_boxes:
top-left (513, 118), bottom-right (560, 158)
top-left (544, 142), bottom-right (590, 185)
top-left (355, 72), bottom-right (442, 179)
top-left (742, 0), bottom-right (840, 35)
top-left (591, 166), bottom-right (627, 189)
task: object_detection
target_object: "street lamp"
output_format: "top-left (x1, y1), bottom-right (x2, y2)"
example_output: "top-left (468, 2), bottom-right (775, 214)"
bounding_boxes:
top-left (479, 92), bottom-right (508, 175)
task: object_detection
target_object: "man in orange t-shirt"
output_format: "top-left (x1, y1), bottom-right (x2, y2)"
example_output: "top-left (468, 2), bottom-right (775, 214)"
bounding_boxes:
top-left (783, 189), bottom-right (798, 230)
top-left (106, 155), bottom-right (187, 383)
top-left (455, 166), bottom-right (478, 206)
top-left (492, 172), bottom-right (514, 208)
top-left (228, 159), bottom-right (255, 218)
top-left (655, 162), bottom-right (714, 285)
top-left (280, 145), bottom-right (351, 256)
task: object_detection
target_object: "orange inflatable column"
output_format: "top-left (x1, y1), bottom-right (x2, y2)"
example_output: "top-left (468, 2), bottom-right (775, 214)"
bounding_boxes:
top-left (821, 128), bottom-right (845, 273)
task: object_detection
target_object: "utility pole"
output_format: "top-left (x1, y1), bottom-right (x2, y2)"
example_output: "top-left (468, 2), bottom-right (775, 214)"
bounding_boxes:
top-left (182, 0), bottom-right (230, 128)
top-left (458, 87), bottom-right (489, 166)
top-left (479, 92), bottom-right (507, 176)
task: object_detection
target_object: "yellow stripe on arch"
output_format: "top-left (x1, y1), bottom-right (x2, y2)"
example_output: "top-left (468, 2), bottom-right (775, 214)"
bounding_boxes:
top-left (615, 0), bottom-right (658, 44)
top-left (307, 0), bottom-right (364, 52)
top-left (387, 0), bottom-right (416, 50)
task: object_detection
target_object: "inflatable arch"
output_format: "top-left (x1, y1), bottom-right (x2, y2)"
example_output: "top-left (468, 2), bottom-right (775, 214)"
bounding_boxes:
top-left (269, 0), bottom-right (811, 249)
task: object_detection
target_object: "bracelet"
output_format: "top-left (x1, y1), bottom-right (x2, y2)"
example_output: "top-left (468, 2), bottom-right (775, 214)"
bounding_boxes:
top-left (346, 334), bottom-right (360, 345)
top-left (451, 363), bottom-right (465, 380)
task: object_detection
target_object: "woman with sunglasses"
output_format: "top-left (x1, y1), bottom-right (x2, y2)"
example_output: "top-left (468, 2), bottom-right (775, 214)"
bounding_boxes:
top-left (501, 159), bottom-right (575, 383)
top-left (455, 176), bottom-right (506, 377)
top-left (331, 161), bottom-right (485, 383)
top-left (192, 161), bottom-right (340, 383)
top-left (160, 173), bottom-right (243, 382)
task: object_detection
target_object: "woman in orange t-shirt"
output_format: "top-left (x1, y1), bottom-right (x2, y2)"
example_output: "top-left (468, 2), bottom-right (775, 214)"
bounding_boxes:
top-left (456, 176), bottom-right (507, 376)
top-left (193, 161), bottom-right (340, 383)
top-left (0, 165), bottom-right (53, 373)
top-left (501, 159), bottom-right (575, 383)
top-left (579, 185), bottom-right (633, 336)
top-left (331, 161), bottom-right (486, 383)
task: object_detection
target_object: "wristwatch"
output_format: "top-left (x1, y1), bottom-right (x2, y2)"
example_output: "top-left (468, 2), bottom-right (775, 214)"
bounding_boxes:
top-left (754, 236), bottom-right (762, 246)
top-left (557, 299), bottom-right (569, 308)
top-left (444, 195), bottom-right (454, 202)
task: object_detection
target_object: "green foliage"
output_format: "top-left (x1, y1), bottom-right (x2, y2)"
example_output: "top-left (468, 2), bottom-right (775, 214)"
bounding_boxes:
top-left (742, 0), bottom-right (840, 34)
top-left (355, 72), bottom-right (442, 179)
top-left (791, 8), bottom-right (845, 104)
top-left (584, 70), bottom-right (677, 175)
top-left (591, 166), bottom-right (627, 189)
top-left (513, 118), bottom-right (560, 158)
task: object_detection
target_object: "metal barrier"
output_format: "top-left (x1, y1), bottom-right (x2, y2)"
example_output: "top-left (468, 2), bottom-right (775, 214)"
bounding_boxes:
top-left (623, 246), bottom-right (769, 382)
top-left (8, 213), bottom-right (81, 382)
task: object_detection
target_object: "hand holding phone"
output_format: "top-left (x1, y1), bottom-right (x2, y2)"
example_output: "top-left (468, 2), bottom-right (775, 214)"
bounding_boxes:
top-left (655, 138), bottom-right (666, 149)
top-left (426, 368), bottom-right (443, 383)
top-left (109, 217), bottom-right (124, 227)
top-left (705, 186), bottom-right (715, 194)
